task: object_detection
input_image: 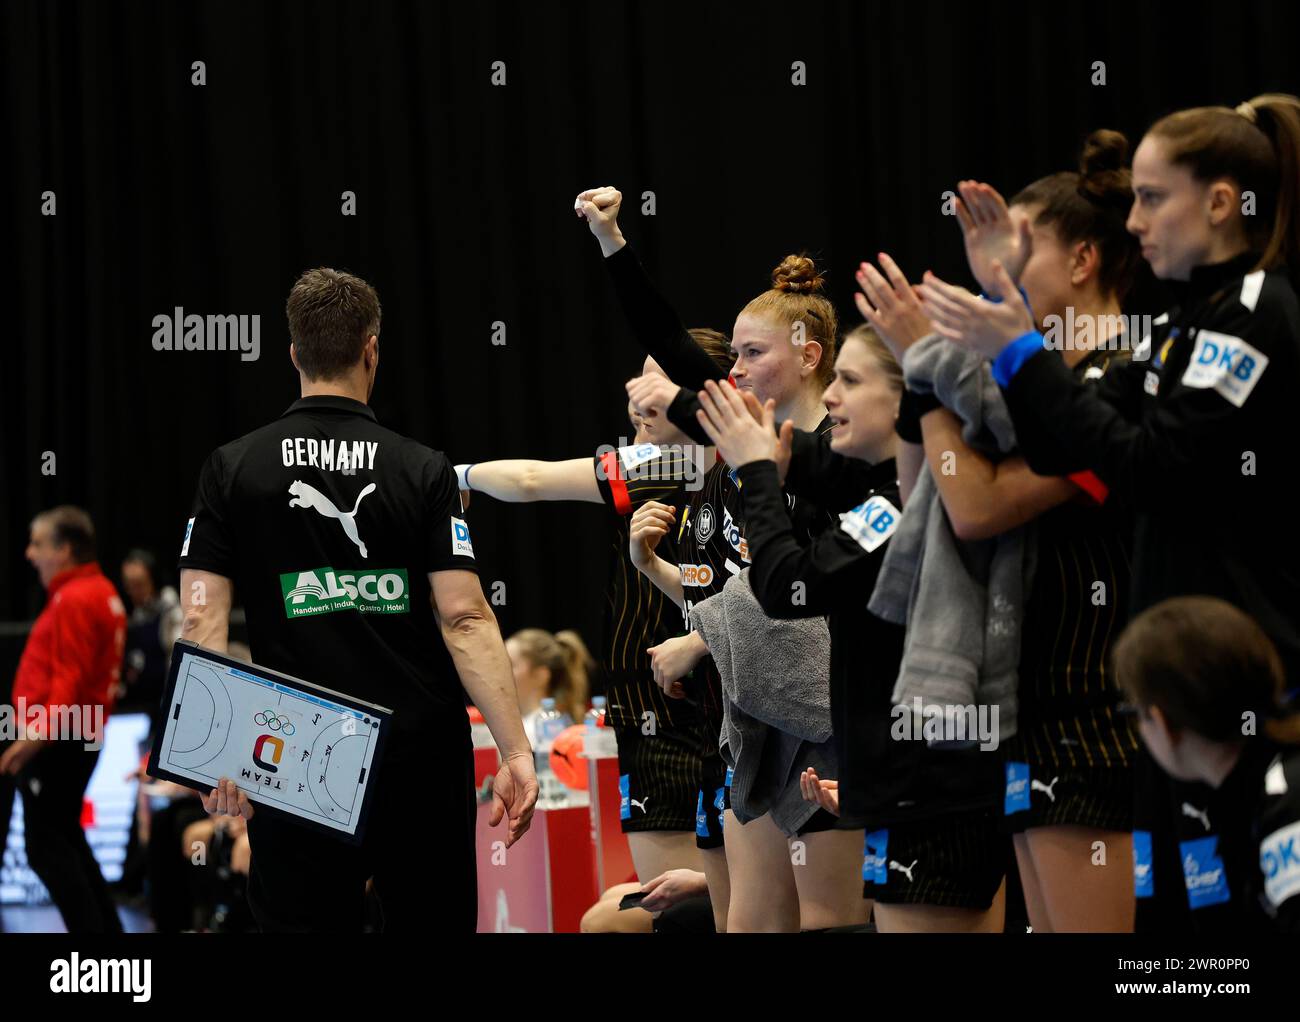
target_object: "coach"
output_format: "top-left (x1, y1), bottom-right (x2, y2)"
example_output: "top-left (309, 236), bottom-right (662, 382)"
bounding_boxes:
top-left (177, 267), bottom-right (536, 932)
top-left (2, 506), bottom-right (126, 932)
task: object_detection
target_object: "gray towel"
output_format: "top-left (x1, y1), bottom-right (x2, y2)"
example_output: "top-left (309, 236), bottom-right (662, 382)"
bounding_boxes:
top-left (690, 568), bottom-right (832, 826)
top-left (866, 333), bottom-right (1036, 743)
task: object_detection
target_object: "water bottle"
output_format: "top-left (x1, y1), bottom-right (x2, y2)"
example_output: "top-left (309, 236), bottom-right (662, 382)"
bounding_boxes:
top-left (534, 697), bottom-right (557, 772)
top-left (534, 698), bottom-right (565, 802)
top-left (585, 696), bottom-right (614, 758)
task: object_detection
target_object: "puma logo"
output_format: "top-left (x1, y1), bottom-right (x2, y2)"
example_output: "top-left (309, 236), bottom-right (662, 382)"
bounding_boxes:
top-left (289, 480), bottom-right (376, 558)
top-left (889, 859), bottom-right (918, 883)
top-left (1031, 776), bottom-right (1060, 803)
top-left (1181, 802), bottom-right (1211, 832)
top-left (630, 797), bottom-right (649, 814)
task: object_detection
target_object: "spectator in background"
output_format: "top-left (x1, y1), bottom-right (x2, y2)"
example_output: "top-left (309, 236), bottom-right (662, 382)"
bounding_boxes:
top-left (117, 549), bottom-right (183, 729)
top-left (506, 628), bottom-right (594, 736)
top-left (113, 549), bottom-right (184, 900)
top-left (1, 506), bottom-right (127, 932)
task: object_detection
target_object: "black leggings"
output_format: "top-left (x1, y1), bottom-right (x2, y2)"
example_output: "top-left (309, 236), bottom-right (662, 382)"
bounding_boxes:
top-left (19, 743), bottom-right (123, 933)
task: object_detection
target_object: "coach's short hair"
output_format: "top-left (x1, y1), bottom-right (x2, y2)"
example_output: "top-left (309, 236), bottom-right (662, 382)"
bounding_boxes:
top-left (34, 505), bottom-right (97, 563)
top-left (286, 267), bottom-right (382, 381)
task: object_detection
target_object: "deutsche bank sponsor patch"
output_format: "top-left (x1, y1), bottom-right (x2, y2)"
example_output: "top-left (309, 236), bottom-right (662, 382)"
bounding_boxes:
top-left (1180, 330), bottom-right (1269, 407)
top-left (838, 495), bottom-right (901, 553)
top-left (451, 516), bottom-right (475, 558)
top-left (1260, 819), bottom-right (1300, 911)
top-left (618, 442), bottom-right (661, 473)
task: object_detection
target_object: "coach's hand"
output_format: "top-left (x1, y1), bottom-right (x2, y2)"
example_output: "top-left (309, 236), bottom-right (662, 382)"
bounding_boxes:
top-left (201, 777), bottom-right (255, 820)
top-left (574, 185), bottom-right (626, 257)
top-left (491, 752), bottom-right (538, 847)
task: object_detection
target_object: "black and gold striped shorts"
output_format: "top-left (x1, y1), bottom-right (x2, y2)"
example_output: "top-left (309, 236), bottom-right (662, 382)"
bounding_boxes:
top-left (863, 811), bottom-right (1006, 909)
top-left (1002, 760), bottom-right (1134, 833)
top-left (613, 721), bottom-right (702, 834)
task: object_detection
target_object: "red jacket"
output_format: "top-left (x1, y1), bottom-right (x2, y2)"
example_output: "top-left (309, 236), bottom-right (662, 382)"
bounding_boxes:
top-left (11, 562), bottom-right (126, 741)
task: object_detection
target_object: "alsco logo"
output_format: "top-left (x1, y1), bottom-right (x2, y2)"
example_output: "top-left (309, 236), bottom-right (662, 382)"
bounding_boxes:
top-left (279, 567), bottom-right (410, 618)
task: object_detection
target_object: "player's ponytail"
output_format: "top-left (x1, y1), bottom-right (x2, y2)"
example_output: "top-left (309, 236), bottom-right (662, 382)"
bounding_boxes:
top-left (553, 629), bottom-right (594, 722)
top-left (1147, 94), bottom-right (1300, 290)
top-left (511, 627), bottom-right (594, 723)
top-left (1246, 94), bottom-right (1300, 287)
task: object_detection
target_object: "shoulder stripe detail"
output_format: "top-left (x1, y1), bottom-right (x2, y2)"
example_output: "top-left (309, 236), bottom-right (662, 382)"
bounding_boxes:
top-left (1068, 470), bottom-right (1109, 505)
top-left (1240, 269), bottom-right (1266, 312)
top-left (600, 450), bottom-right (632, 515)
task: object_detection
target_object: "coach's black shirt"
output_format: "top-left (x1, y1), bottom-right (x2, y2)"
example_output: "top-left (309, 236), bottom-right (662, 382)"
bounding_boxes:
top-left (177, 396), bottom-right (478, 748)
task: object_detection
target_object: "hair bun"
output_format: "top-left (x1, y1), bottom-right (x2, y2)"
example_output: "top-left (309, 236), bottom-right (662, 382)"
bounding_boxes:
top-left (1080, 129), bottom-right (1129, 176)
top-left (772, 254), bottom-right (825, 295)
top-left (1078, 129), bottom-right (1131, 207)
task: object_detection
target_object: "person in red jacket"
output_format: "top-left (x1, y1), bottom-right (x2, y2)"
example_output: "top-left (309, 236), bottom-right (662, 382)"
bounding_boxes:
top-left (1, 506), bottom-right (126, 932)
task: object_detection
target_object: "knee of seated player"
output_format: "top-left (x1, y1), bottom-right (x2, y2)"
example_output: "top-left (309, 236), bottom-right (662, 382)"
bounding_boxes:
top-left (580, 882), bottom-right (645, 933)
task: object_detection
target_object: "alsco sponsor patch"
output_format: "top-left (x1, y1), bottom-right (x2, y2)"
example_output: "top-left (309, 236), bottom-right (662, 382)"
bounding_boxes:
top-left (280, 567), bottom-right (410, 618)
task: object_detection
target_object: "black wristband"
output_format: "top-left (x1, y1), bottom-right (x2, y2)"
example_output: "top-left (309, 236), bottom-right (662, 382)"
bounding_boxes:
top-left (895, 389), bottom-right (943, 444)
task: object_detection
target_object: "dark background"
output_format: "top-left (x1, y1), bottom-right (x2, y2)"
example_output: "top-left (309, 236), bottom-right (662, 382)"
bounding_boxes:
top-left (5, 0), bottom-right (1300, 679)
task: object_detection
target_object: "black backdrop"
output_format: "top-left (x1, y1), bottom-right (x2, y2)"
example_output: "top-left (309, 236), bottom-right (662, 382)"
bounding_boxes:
top-left (5, 0), bottom-right (1300, 679)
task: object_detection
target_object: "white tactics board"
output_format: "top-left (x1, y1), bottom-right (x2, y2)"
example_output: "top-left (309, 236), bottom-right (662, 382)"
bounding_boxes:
top-left (153, 647), bottom-right (389, 840)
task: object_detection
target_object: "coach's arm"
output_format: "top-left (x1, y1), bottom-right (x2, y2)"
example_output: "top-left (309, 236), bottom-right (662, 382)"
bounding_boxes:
top-left (177, 569), bottom-right (255, 819)
top-left (431, 570), bottom-right (537, 847)
top-left (178, 569), bottom-right (233, 654)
